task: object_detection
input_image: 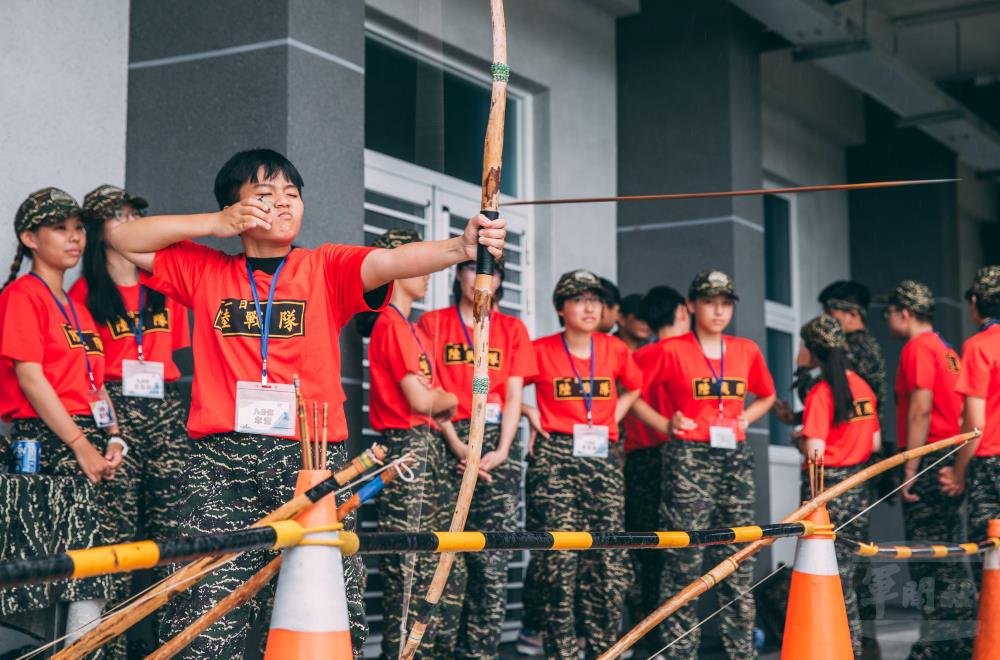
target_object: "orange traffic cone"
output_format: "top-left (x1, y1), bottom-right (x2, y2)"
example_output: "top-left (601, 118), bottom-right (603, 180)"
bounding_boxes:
top-left (781, 504), bottom-right (853, 660)
top-left (264, 469), bottom-right (353, 659)
top-left (973, 519), bottom-right (1000, 660)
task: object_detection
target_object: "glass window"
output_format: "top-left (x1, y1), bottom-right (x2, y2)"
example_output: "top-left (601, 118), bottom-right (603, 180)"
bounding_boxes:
top-left (765, 194), bottom-right (792, 306)
top-left (767, 328), bottom-right (793, 447)
top-left (365, 37), bottom-right (519, 196)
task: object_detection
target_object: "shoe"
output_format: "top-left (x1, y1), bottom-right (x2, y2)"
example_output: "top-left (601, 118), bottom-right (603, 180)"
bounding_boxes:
top-left (516, 629), bottom-right (544, 656)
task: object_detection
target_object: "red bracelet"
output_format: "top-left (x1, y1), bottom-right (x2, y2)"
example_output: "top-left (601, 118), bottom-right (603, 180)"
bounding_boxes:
top-left (65, 431), bottom-right (84, 447)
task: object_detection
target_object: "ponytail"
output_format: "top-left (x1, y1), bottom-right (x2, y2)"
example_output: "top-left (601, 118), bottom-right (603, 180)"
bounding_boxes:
top-left (2, 244), bottom-right (27, 293)
top-left (812, 344), bottom-right (854, 425)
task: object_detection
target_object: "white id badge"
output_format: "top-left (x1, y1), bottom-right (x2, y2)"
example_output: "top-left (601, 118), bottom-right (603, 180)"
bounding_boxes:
top-left (122, 359), bottom-right (165, 399)
top-left (85, 389), bottom-right (116, 429)
top-left (485, 393), bottom-right (502, 425)
top-left (572, 424), bottom-right (610, 458)
top-left (709, 419), bottom-right (738, 450)
top-left (234, 381), bottom-right (297, 437)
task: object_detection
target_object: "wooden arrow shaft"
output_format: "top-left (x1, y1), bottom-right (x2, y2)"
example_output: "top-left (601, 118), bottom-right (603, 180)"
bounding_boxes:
top-left (507, 178), bottom-right (957, 206)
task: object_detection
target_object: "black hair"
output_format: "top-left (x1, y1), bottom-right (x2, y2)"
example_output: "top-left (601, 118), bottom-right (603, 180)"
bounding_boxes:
top-left (82, 220), bottom-right (166, 324)
top-left (213, 149), bottom-right (305, 209)
top-left (599, 277), bottom-right (622, 308)
top-left (639, 286), bottom-right (686, 332)
top-left (2, 244), bottom-right (29, 293)
top-left (975, 295), bottom-right (1000, 321)
top-left (451, 261), bottom-right (505, 306)
top-left (819, 280), bottom-right (871, 310)
top-left (810, 344), bottom-right (855, 425)
top-left (620, 293), bottom-right (643, 317)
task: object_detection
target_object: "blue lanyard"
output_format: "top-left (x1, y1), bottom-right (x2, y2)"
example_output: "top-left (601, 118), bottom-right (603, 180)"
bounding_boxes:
top-left (981, 318), bottom-right (998, 332)
top-left (695, 331), bottom-right (725, 415)
top-left (389, 304), bottom-right (431, 377)
top-left (561, 333), bottom-right (595, 426)
top-left (245, 257), bottom-right (288, 384)
top-left (29, 273), bottom-right (98, 390)
top-left (127, 286), bottom-right (147, 361)
top-left (935, 331), bottom-right (956, 352)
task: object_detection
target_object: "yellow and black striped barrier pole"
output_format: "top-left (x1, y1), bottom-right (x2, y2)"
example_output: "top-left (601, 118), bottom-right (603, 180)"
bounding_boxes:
top-left (337, 523), bottom-right (816, 555)
top-left (841, 536), bottom-right (1000, 559)
top-left (0, 522), bottom-right (814, 590)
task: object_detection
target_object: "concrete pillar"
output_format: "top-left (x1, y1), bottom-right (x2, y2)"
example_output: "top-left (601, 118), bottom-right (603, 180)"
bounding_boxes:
top-left (126, 0), bottom-right (368, 452)
top-left (616, 0), bottom-right (771, 548)
top-left (847, 100), bottom-right (961, 437)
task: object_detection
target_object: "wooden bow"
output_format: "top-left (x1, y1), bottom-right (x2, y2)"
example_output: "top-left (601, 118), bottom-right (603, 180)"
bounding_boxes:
top-left (599, 430), bottom-right (980, 659)
top-left (398, 2), bottom-right (508, 657)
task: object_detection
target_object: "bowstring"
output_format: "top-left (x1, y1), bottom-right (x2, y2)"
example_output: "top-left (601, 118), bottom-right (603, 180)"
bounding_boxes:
top-left (645, 440), bottom-right (968, 658)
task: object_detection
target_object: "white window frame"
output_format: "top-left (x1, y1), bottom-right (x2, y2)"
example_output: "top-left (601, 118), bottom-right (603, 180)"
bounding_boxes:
top-left (762, 184), bottom-right (803, 570)
top-left (359, 24), bottom-right (536, 649)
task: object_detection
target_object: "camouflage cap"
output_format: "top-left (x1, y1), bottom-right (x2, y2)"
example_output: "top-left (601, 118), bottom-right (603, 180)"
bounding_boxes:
top-left (81, 184), bottom-right (149, 221)
top-left (801, 314), bottom-right (847, 351)
top-left (553, 269), bottom-right (605, 307)
top-left (967, 265), bottom-right (1000, 300)
top-left (373, 228), bottom-right (421, 250)
top-left (688, 270), bottom-right (739, 301)
top-left (14, 187), bottom-right (82, 236)
top-left (886, 279), bottom-right (935, 316)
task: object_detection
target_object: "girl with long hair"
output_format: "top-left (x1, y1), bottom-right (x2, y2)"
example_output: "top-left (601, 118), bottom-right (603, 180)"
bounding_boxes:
top-left (797, 313), bottom-right (881, 657)
top-left (0, 188), bottom-right (129, 646)
top-left (69, 185), bottom-right (191, 582)
top-left (416, 257), bottom-right (537, 658)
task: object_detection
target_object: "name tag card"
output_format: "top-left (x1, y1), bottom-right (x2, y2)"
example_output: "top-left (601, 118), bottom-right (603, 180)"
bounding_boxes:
top-left (485, 393), bottom-right (503, 425)
top-left (86, 389), bottom-right (116, 429)
top-left (122, 359), bottom-right (165, 399)
top-left (709, 416), bottom-right (738, 450)
top-left (235, 381), bottom-right (297, 437)
top-left (572, 424), bottom-right (609, 458)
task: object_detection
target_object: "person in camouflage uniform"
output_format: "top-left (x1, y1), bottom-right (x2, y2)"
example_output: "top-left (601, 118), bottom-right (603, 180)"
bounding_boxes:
top-left (361, 228), bottom-right (467, 658)
top-left (159, 435), bottom-right (366, 658)
top-left (644, 271), bottom-right (776, 659)
top-left (1, 188), bottom-right (133, 658)
top-left (448, 420), bottom-right (522, 658)
top-left (525, 270), bottom-right (641, 659)
top-left (943, 266), bottom-right (1000, 640)
top-left (375, 428), bottom-right (466, 659)
top-left (882, 280), bottom-right (976, 659)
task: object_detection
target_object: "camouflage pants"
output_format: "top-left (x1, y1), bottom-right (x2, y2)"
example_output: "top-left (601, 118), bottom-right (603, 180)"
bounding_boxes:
top-left (158, 434), bottom-right (367, 659)
top-left (623, 445), bottom-right (666, 654)
top-left (659, 440), bottom-right (756, 660)
top-left (2, 417), bottom-right (137, 608)
top-left (106, 381), bottom-right (190, 543)
top-left (377, 426), bottom-right (465, 660)
top-left (526, 433), bottom-right (632, 659)
top-left (969, 455), bottom-right (1000, 602)
top-left (902, 456), bottom-right (976, 659)
top-left (450, 420), bottom-right (521, 660)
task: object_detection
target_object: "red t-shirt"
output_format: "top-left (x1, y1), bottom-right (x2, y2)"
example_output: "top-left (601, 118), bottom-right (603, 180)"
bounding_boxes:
top-left (624, 339), bottom-right (672, 453)
top-left (0, 274), bottom-right (106, 420)
top-left (956, 324), bottom-right (1000, 457)
top-left (368, 308), bottom-right (436, 432)
top-left (417, 307), bottom-right (537, 421)
top-left (142, 241), bottom-right (387, 441)
top-left (68, 279), bottom-right (190, 382)
top-left (802, 371), bottom-right (879, 467)
top-left (648, 332), bottom-right (776, 442)
top-left (894, 331), bottom-right (962, 449)
top-left (529, 332), bottom-right (642, 441)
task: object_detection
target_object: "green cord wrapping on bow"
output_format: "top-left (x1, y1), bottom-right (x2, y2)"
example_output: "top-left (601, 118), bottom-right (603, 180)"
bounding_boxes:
top-left (472, 377), bottom-right (491, 395)
top-left (491, 62), bottom-right (510, 82)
